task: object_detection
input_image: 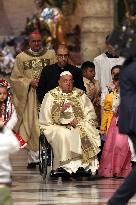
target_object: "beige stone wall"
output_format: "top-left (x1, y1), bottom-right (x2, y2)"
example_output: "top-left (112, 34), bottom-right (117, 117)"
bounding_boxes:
top-left (80, 0), bottom-right (114, 61)
top-left (64, 0), bottom-right (114, 62)
top-left (0, 0), bottom-right (114, 61)
top-left (0, 0), bottom-right (36, 36)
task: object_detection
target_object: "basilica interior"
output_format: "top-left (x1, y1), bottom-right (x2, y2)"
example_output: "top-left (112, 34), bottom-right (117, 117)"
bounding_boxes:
top-left (0, 1), bottom-right (136, 205)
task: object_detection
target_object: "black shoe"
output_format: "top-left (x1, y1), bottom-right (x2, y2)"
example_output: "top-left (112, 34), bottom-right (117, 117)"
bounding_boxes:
top-left (75, 167), bottom-right (85, 177)
top-left (77, 167), bottom-right (85, 172)
top-left (58, 167), bottom-right (71, 178)
top-left (76, 167), bottom-right (92, 177)
top-left (27, 162), bottom-right (37, 169)
top-left (50, 167), bottom-right (71, 178)
top-left (50, 170), bottom-right (59, 179)
top-left (86, 169), bottom-right (92, 176)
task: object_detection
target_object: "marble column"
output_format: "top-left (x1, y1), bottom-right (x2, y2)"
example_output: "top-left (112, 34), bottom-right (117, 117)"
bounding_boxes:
top-left (80, 0), bottom-right (114, 61)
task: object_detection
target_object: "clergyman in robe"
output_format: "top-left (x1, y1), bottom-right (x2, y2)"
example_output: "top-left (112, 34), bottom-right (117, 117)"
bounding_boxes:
top-left (39, 71), bottom-right (100, 175)
top-left (10, 32), bottom-right (56, 169)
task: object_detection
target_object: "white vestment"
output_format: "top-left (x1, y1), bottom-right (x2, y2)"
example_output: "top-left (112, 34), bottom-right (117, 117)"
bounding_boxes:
top-left (39, 87), bottom-right (100, 172)
top-left (94, 53), bottom-right (124, 92)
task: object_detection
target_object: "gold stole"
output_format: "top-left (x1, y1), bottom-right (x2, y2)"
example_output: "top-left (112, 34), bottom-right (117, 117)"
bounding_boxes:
top-left (50, 87), bottom-right (98, 164)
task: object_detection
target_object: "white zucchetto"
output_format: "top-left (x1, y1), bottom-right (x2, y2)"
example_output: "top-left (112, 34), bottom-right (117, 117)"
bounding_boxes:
top-left (60, 71), bottom-right (72, 77)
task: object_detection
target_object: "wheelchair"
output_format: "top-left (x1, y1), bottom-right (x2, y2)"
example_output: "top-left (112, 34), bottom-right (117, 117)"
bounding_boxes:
top-left (39, 134), bottom-right (92, 179)
top-left (39, 134), bottom-right (72, 179)
top-left (39, 133), bottom-right (53, 180)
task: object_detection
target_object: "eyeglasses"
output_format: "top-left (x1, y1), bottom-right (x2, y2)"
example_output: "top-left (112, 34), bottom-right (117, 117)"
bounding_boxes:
top-left (31, 40), bottom-right (42, 43)
top-left (57, 54), bottom-right (69, 58)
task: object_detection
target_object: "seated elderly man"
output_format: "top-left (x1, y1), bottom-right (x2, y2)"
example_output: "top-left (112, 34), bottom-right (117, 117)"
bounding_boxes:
top-left (39, 71), bottom-right (100, 177)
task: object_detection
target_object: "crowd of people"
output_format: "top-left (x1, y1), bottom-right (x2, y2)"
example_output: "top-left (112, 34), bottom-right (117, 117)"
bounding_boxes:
top-left (0, 44), bottom-right (15, 76)
top-left (1, 31), bottom-right (136, 205)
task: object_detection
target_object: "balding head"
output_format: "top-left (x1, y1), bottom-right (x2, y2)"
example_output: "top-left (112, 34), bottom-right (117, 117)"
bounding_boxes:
top-left (29, 31), bottom-right (41, 40)
top-left (29, 31), bottom-right (42, 52)
top-left (56, 44), bottom-right (68, 52)
top-left (56, 44), bottom-right (69, 67)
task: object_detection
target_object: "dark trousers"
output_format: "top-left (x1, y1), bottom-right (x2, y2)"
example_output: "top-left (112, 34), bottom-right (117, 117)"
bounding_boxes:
top-left (108, 135), bottom-right (136, 205)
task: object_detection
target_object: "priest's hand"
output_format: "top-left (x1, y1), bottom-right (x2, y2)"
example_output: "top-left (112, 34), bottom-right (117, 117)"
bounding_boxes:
top-left (69, 118), bottom-right (78, 128)
top-left (30, 79), bottom-right (39, 88)
top-left (61, 103), bottom-right (71, 112)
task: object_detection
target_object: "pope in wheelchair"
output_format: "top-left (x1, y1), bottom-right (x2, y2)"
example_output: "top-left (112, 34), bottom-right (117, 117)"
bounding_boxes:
top-left (39, 71), bottom-right (100, 177)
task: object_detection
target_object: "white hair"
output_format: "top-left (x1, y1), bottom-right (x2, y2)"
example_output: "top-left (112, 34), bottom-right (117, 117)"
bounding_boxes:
top-left (60, 71), bottom-right (72, 77)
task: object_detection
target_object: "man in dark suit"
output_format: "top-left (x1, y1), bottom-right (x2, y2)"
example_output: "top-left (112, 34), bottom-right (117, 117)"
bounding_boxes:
top-left (37, 44), bottom-right (85, 104)
top-left (108, 58), bottom-right (136, 205)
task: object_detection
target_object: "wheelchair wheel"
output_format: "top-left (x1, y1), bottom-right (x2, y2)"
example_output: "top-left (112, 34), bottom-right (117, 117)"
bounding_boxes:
top-left (39, 135), bottom-right (48, 180)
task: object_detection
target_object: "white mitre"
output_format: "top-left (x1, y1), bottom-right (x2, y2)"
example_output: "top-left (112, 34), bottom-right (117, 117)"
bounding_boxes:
top-left (60, 71), bottom-right (72, 76)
